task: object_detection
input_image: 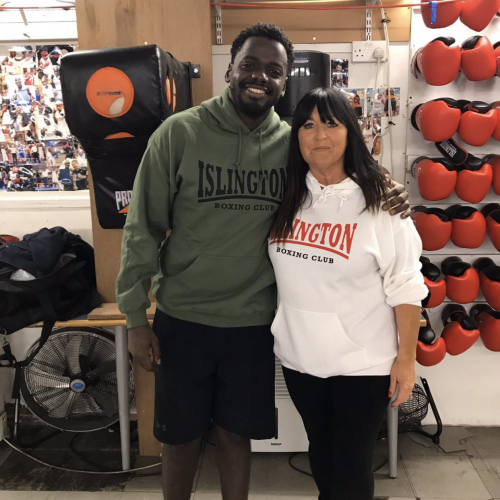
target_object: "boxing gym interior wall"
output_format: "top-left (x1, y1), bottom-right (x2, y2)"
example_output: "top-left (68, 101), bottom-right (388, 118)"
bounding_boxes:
top-left (1, 1), bottom-right (500, 437)
top-left (210, 0), bottom-right (412, 43)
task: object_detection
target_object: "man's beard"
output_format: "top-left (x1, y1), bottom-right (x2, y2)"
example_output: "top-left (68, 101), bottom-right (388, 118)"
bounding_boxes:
top-left (230, 84), bottom-right (275, 119)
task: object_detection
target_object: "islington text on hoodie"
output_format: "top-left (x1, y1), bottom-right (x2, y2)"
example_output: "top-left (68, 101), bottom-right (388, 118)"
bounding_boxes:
top-left (116, 87), bottom-right (291, 329)
top-left (269, 171), bottom-right (427, 377)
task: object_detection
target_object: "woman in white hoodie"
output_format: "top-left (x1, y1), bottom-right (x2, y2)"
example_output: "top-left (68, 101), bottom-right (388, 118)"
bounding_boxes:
top-left (269, 87), bottom-right (426, 500)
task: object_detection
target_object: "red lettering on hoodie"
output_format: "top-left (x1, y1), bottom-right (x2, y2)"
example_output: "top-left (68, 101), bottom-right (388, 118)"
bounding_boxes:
top-left (270, 218), bottom-right (358, 260)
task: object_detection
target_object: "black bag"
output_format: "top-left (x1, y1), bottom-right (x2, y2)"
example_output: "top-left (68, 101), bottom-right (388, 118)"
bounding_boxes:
top-left (60, 45), bottom-right (195, 229)
top-left (0, 227), bottom-right (101, 365)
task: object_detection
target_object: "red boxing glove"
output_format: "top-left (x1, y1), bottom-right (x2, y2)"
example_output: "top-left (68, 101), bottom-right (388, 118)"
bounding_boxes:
top-left (442, 256), bottom-right (480, 304)
top-left (471, 305), bottom-right (500, 353)
top-left (474, 258), bottom-right (500, 311)
top-left (411, 157), bottom-right (457, 201)
top-left (420, 257), bottom-right (446, 308)
top-left (482, 204), bottom-right (500, 252)
top-left (490, 102), bottom-right (500, 142)
top-left (460, 0), bottom-right (500, 32)
top-left (441, 304), bottom-right (480, 356)
top-left (412, 206), bottom-right (452, 251)
top-left (455, 157), bottom-right (492, 204)
top-left (461, 36), bottom-right (496, 82)
top-left (446, 205), bottom-right (486, 249)
top-left (458, 101), bottom-right (497, 147)
top-left (412, 37), bottom-right (461, 86)
top-left (411, 98), bottom-right (461, 142)
top-left (421, 0), bottom-right (462, 28)
top-left (416, 310), bottom-right (446, 366)
top-left (483, 154), bottom-right (500, 196)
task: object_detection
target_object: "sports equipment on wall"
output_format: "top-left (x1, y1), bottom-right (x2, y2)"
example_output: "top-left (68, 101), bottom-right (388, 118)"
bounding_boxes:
top-left (412, 37), bottom-right (461, 86)
top-left (482, 204), bottom-right (500, 251)
top-left (458, 101), bottom-right (497, 147)
top-left (461, 36), bottom-right (496, 82)
top-left (441, 304), bottom-right (480, 356)
top-left (274, 51), bottom-right (330, 119)
top-left (435, 140), bottom-right (492, 203)
top-left (416, 311), bottom-right (446, 367)
top-left (61, 45), bottom-right (197, 229)
top-left (445, 205), bottom-right (486, 249)
top-left (420, 257), bottom-right (446, 308)
top-left (420, 0), bottom-right (461, 29)
top-left (473, 258), bottom-right (500, 311)
top-left (441, 256), bottom-right (480, 304)
top-left (411, 99), bottom-right (461, 142)
top-left (483, 155), bottom-right (500, 195)
top-left (411, 157), bottom-right (457, 201)
top-left (491, 103), bottom-right (500, 142)
top-left (460, 0), bottom-right (500, 32)
top-left (470, 305), bottom-right (500, 352)
top-left (412, 207), bottom-right (452, 251)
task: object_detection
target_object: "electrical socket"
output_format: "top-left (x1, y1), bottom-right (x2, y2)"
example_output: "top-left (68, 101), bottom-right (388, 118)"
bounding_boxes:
top-left (352, 41), bottom-right (387, 63)
top-left (0, 411), bottom-right (9, 442)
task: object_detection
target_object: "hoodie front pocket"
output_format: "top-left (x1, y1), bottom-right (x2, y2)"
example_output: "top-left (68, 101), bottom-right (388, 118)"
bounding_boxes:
top-left (271, 304), bottom-right (369, 377)
top-left (165, 253), bottom-right (275, 314)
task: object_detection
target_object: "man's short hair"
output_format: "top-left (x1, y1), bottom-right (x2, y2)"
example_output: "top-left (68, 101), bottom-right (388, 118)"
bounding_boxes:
top-left (230, 23), bottom-right (294, 69)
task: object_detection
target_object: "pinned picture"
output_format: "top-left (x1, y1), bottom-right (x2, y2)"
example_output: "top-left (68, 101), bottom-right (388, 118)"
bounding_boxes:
top-left (331, 59), bottom-right (348, 88)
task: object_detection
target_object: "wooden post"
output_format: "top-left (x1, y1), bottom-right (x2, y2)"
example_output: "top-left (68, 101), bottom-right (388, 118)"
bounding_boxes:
top-left (75, 0), bottom-right (213, 456)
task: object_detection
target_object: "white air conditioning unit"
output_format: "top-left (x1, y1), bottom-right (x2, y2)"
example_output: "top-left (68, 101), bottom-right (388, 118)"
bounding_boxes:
top-left (251, 358), bottom-right (309, 452)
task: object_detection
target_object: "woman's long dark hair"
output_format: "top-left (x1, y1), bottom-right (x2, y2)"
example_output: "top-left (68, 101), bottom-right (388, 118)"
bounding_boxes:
top-left (270, 87), bottom-right (387, 242)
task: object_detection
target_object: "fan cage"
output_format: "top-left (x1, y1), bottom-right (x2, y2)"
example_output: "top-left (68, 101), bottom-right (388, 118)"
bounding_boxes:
top-left (20, 327), bottom-right (134, 432)
top-left (398, 383), bottom-right (429, 426)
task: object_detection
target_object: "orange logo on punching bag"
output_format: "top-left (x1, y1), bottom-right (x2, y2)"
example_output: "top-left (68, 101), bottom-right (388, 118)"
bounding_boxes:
top-left (86, 67), bottom-right (134, 118)
top-left (105, 132), bottom-right (135, 140)
top-left (166, 77), bottom-right (177, 113)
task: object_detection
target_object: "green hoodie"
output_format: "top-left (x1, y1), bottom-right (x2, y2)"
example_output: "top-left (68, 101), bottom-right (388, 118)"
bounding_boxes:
top-left (116, 87), bottom-right (291, 329)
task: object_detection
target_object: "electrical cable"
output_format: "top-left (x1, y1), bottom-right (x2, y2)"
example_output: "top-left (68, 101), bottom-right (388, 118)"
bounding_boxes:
top-left (3, 438), bottom-right (161, 475)
top-left (68, 433), bottom-right (162, 477)
top-left (379, 0), bottom-right (395, 176)
top-left (288, 452), bottom-right (313, 478)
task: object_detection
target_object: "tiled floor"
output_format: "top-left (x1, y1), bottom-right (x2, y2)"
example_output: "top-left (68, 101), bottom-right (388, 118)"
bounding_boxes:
top-left (1, 427), bottom-right (500, 499)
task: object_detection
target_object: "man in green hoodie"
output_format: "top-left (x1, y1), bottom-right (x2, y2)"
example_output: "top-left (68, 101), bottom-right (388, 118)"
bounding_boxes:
top-left (116, 23), bottom-right (409, 500)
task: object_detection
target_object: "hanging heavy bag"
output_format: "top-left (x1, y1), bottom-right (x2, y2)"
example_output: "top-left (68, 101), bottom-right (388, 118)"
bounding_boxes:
top-left (60, 45), bottom-right (196, 229)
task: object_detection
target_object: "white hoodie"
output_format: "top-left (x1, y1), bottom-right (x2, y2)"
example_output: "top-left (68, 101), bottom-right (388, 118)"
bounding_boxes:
top-left (269, 171), bottom-right (427, 378)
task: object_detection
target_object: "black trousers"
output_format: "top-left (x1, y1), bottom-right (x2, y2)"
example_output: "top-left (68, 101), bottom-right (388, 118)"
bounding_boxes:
top-left (283, 367), bottom-right (390, 500)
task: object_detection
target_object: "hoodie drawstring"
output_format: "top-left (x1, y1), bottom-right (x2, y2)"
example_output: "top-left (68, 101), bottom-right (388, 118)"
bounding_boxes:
top-left (313, 186), bottom-right (348, 212)
top-left (257, 129), bottom-right (266, 191)
top-left (235, 127), bottom-right (243, 173)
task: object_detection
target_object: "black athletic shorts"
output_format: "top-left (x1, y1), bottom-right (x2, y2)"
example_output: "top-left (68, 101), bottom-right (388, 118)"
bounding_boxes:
top-left (152, 309), bottom-right (276, 445)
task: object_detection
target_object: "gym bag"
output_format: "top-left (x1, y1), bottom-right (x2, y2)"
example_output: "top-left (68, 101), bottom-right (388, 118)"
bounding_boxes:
top-left (0, 227), bottom-right (101, 365)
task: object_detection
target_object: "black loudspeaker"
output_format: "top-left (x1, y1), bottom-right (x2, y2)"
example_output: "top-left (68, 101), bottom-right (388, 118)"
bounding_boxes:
top-left (275, 50), bottom-right (331, 119)
top-left (60, 45), bottom-right (195, 229)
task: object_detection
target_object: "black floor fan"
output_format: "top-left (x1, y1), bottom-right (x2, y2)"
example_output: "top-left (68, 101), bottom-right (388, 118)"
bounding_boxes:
top-left (398, 377), bottom-right (443, 445)
top-left (12, 327), bottom-right (134, 447)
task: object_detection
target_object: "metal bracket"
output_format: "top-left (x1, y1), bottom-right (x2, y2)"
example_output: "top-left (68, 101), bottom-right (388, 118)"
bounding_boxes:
top-left (366, 0), bottom-right (378, 41)
top-left (215, 5), bottom-right (223, 45)
top-left (190, 64), bottom-right (201, 79)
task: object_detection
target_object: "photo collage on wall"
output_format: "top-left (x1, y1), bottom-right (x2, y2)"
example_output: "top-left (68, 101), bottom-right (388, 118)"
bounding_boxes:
top-left (330, 59), bottom-right (400, 158)
top-left (348, 87), bottom-right (400, 158)
top-left (0, 45), bottom-right (88, 192)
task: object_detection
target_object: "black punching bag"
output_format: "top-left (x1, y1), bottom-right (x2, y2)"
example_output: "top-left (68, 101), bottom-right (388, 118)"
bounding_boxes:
top-left (275, 50), bottom-right (331, 119)
top-left (60, 45), bottom-right (195, 229)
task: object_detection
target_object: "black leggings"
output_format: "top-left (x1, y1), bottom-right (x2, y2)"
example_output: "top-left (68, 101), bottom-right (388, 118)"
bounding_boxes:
top-left (283, 367), bottom-right (390, 500)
